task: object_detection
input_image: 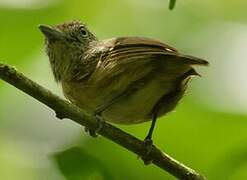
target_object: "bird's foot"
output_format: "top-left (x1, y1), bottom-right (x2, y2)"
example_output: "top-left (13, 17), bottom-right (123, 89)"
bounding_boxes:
top-left (138, 137), bottom-right (154, 165)
top-left (84, 114), bottom-right (104, 137)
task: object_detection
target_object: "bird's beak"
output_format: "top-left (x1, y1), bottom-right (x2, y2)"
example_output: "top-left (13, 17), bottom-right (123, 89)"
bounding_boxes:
top-left (39, 24), bottom-right (65, 40)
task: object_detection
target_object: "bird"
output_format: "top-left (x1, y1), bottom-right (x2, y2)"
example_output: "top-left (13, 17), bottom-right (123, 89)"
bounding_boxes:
top-left (39, 20), bottom-right (208, 145)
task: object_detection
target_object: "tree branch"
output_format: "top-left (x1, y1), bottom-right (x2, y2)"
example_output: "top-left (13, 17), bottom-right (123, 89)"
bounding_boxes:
top-left (0, 63), bottom-right (207, 180)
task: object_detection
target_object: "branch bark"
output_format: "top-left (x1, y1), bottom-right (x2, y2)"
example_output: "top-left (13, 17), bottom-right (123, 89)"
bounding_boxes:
top-left (0, 63), bottom-right (207, 180)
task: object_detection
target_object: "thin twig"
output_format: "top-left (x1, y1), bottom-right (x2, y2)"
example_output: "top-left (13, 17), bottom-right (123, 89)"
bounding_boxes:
top-left (0, 63), bottom-right (207, 180)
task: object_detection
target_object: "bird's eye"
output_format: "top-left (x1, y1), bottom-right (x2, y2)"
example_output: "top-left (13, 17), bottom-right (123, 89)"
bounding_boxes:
top-left (79, 26), bottom-right (87, 37)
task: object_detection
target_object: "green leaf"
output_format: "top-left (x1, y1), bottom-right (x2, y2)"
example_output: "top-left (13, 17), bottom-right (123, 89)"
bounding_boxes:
top-left (169, 0), bottom-right (176, 10)
top-left (53, 147), bottom-right (114, 180)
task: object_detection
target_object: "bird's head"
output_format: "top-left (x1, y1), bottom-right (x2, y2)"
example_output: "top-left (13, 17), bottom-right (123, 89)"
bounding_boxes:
top-left (39, 21), bottom-right (97, 82)
top-left (39, 21), bottom-right (97, 49)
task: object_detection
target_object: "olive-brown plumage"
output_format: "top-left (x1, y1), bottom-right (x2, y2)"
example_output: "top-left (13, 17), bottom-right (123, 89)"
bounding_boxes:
top-left (39, 21), bottom-right (208, 140)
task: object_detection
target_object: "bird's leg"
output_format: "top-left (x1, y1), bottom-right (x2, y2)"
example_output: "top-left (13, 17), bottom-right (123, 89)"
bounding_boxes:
top-left (140, 80), bottom-right (185, 164)
top-left (86, 79), bottom-right (148, 137)
top-left (85, 93), bottom-right (125, 137)
top-left (145, 113), bottom-right (158, 142)
top-left (85, 112), bottom-right (104, 137)
top-left (141, 113), bottom-right (158, 164)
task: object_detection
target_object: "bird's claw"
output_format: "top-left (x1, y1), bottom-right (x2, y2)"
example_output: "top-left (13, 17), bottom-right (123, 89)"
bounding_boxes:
top-left (84, 114), bottom-right (104, 137)
top-left (138, 138), bottom-right (154, 165)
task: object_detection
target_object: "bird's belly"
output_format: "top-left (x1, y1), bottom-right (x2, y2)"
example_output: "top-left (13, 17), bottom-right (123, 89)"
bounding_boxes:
top-left (62, 78), bottom-right (175, 125)
top-left (102, 79), bottom-right (174, 124)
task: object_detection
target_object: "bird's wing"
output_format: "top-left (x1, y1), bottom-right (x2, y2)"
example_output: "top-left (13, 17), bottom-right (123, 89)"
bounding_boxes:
top-left (101, 37), bottom-right (208, 64)
top-left (86, 37), bottom-right (208, 87)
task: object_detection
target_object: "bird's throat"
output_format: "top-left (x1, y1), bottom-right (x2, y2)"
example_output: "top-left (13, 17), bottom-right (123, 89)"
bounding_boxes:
top-left (46, 42), bottom-right (83, 82)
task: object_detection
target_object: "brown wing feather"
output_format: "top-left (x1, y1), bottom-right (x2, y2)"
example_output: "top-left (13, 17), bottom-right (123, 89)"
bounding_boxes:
top-left (87, 37), bottom-right (208, 86)
top-left (113, 37), bottom-right (178, 53)
top-left (99, 37), bottom-right (208, 66)
top-left (82, 37), bottom-right (208, 112)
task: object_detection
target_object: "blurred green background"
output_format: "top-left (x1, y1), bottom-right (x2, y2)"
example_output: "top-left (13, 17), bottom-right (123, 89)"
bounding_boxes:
top-left (1, 0), bottom-right (247, 179)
